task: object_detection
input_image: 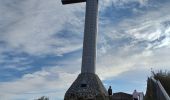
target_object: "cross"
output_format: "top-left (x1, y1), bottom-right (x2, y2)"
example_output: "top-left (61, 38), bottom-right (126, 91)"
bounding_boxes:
top-left (62, 0), bottom-right (108, 100)
top-left (62, 0), bottom-right (99, 74)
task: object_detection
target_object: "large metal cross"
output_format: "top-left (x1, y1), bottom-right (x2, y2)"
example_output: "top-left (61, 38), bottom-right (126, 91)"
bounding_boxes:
top-left (62, 0), bottom-right (108, 100)
top-left (62, 0), bottom-right (99, 74)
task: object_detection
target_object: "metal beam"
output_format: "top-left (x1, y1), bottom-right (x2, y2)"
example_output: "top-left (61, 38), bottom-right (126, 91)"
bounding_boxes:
top-left (62, 0), bottom-right (86, 4)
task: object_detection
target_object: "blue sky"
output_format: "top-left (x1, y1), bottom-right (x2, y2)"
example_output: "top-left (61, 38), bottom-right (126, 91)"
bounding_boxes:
top-left (0, 0), bottom-right (170, 100)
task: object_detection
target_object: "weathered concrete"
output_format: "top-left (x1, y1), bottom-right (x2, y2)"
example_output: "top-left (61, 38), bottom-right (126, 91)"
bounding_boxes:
top-left (62, 0), bottom-right (108, 99)
top-left (81, 0), bottom-right (98, 74)
top-left (64, 73), bottom-right (109, 100)
top-left (111, 92), bottom-right (133, 100)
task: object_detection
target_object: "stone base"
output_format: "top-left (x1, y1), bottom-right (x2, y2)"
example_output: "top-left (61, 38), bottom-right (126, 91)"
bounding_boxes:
top-left (64, 73), bottom-right (109, 100)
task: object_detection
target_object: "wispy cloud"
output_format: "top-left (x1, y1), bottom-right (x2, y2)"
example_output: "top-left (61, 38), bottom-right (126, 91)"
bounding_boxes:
top-left (0, 65), bottom-right (78, 100)
top-left (0, 0), bottom-right (85, 56)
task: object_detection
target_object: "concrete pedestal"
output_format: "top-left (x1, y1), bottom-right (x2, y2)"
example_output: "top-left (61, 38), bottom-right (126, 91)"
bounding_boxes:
top-left (64, 73), bottom-right (109, 100)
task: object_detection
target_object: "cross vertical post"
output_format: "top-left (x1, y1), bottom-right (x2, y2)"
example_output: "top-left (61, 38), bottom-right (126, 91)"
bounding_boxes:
top-left (62, 0), bottom-right (109, 99)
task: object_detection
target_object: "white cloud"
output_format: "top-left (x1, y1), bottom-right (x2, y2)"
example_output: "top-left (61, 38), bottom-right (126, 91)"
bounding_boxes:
top-left (99, 0), bottom-right (170, 53)
top-left (99, 0), bottom-right (149, 9)
top-left (0, 66), bottom-right (78, 100)
top-left (0, 0), bottom-right (85, 56)
top-left (1, 45), bottom-right (170, 100)
top-left (96, 45), bottom-right (170, 84)
top-left (97, 1), bottom-right (170, 78)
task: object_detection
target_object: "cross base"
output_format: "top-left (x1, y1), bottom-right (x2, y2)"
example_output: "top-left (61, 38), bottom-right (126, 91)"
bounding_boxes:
top-left (64, 73), bottom-right (109, 100)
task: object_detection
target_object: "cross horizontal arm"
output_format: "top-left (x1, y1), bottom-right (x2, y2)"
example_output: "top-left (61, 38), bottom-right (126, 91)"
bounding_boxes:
top-left (62, 0), bottom-right (86, 4)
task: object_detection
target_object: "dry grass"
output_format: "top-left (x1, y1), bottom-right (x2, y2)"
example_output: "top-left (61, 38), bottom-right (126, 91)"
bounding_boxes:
top-left (145, 70), bottom-right (170, 100)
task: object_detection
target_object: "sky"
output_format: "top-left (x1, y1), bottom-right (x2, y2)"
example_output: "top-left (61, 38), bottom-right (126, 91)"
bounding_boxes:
top-left (0, 0), bottom-right (170, 100)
